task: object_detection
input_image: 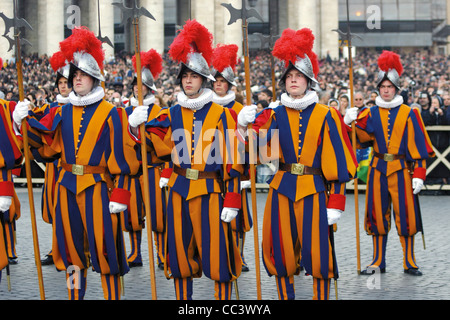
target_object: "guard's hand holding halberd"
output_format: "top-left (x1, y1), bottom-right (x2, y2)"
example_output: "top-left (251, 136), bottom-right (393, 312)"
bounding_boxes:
top-left (221, 207), bottom-right (239, 223)
top-left (128, 105), bottom-right (149, 128)
top-left (412, 178), bottom-right (424, 195)
top-left (240, 180), bottom-right (251, 190)
top-left (159, 177), bottom-right (169, 189)
top-left (344, 107), bottom-right (359, 126)
top-left (109, 201), bottom-right (127, 214)
top-left (12, 100), bottom-right (31, 128)
top-left (269, 100), bottom-right (280, 109)
top-left (238, 104), bottom-right (257, 127)
top-left (327, 208), bottom-right (342, 225)
top-left (0, 196), bottom-right (12, 213)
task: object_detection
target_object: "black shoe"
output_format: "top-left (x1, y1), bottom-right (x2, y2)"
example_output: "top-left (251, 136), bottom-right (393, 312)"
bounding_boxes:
top-left (404, 268), bottom-right (422, 276)
top-left (128, 261), bottom-right (143, 268)
top-left (360, 267), bottom-right (386, 275)
top-left (158, 262), bottom-right (164, 270)
top-left (241, 265), bottom-right (249, 272)
top-left (41, 255), bottom-right (54, 266)
top-left (8, 257), bottom-right (18, 265)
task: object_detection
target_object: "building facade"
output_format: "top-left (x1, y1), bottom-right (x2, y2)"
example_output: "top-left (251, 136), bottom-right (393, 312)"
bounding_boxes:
top-left (0, 0), bottom-right (448, 62)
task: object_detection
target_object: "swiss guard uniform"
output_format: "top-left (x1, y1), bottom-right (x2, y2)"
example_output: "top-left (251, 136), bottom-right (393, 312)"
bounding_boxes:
top-left (238, 28), bottom-right (357, 300)
top-left (129, 20), bottom-right (244, 300)
top-left (211, 44), bottom-right (252, 272)
top-left (0, 91), bottom-right (23, 284)
top-left (120, 49), bottom-right (167, 268)
top-left (13, 27), bottom-right (139, 300)
top-left (353, 51), bottom-right (433, 276)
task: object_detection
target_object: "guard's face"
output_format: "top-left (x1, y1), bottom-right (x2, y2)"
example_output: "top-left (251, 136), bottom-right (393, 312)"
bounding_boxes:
top-left (133, 84), bottom-right (149, 98)
top-left (182, 71), bottom-right (203, 98)
top-left (213, 76), bottom-right (229, 97)
top-left (379, 80), bottom-right (396, 102)
top-left (285, 69), bottom-right (308, 99)
top-left (58, 77), bottom-right (72, 98)
top-left (73, 70), bottom-right (94, 97)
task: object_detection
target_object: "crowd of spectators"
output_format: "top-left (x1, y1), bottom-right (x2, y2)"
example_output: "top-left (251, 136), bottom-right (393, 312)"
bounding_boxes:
top-left (1, 48), bottom-right (449, 188)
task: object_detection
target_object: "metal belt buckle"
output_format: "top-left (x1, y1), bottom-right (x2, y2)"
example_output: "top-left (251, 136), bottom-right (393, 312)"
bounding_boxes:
top-left (72, 164), bottom-right (84, 176)
top-left (383, 153), bottom-right (395, 162)
top-left (185, 168), bottom-right (199, 180)
top-left (291, 163), bottom-right (305, 176)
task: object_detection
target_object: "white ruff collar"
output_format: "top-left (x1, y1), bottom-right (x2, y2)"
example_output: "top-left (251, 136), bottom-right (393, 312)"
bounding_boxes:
top-left (212, 90), bottom-right (236, 106)
top-left (130, 95), bottom-right (156, 107)
top-left (177, 88), bottom-right (213, 110)
top-left (376, 95), bottom-right (403, 109)
top-left (281, 90), bottom-right (319, 110)
top-left (56, 94), bottom-right (70, 105)
top-left (69, 86), bottom-right (105, 106)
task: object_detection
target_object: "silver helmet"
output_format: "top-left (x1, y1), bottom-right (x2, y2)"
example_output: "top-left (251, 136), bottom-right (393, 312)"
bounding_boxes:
top-left (133, 67), bottom-right (157, 93)
top-left (279, 54), bottom-right (319, 87)
top-left (176, 52), bottom-right (215, 84)
top-left (69, 51), bottom-right (105, 84)
top-left (376, 68), bottom-right (401, 91)
top-left (211, 66), bottom-right (237, 87)
top-left (54, 63), bottom-right (71, 88)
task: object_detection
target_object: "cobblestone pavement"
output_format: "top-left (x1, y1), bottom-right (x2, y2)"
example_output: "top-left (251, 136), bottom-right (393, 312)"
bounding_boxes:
top-left (1, 188), bottom-right (449, 302)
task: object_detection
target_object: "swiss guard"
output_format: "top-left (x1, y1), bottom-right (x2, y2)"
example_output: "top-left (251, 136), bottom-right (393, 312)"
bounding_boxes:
top-left (128, 20), bottom-right (244, 300)
top-left (237, 28), bottom-right (357, 300)
top-left (13, 27), bottom-right (139, 300)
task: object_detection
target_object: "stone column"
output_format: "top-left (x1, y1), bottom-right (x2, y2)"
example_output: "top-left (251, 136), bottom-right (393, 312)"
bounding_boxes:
top-left (140, 0), bottom-right (165, 54)
top-left (191, 0), bottom-right (216, 35)
top-left (320, 0), bottom-right (339, 59)
top-left (89, 0), bottom-right (115, 60)
top-left (41, 0), bottom-right (65, 56)
top-left (0, 0), bottom-right (14, 60)
top-left (219, 0), bottom-right (243, 57)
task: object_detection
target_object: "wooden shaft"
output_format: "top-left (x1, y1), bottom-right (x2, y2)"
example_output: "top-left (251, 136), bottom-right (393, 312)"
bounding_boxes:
top-left (243, 19), bottom-right (262, 300)
top-left (347, 40), bottom-right (361, 274)
top-left (16, 32), bottom-right (46, 300)
top-left (133, 18), bottom-right (158, 300)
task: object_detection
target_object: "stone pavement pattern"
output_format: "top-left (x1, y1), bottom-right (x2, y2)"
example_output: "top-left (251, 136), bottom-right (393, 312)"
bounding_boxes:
top-left (1, 188), bottom-right (449, 300)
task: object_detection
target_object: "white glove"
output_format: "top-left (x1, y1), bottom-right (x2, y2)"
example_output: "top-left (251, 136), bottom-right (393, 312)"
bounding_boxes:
top-left (221, 207), bottom-right (239, 223)
top-left (109, 201), bottom-right (127, 214)
top-left (344, 107), bottom-right (359, 126)
top-left (240, 180), bottom-right (251, 190)
top-left (0, 196), bottom-right (12, 213)
top-left (12, 100), bottom-right (31, 128)
top-left (268, 100), bottom-right (280, 109)
top-left (238, 104), bottom-right (257, 127)
top-left (159, 177), bottom-right (169, 189)
top-left (128, 105), bottom-right (149, 128)
top-left (327, 208), bottom-right (342, 225)
top-left (412, 178), bottom-right (424, 195)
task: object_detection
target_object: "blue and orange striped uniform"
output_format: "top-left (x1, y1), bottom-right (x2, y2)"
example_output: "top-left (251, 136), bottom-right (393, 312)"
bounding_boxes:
top-left (355, 102), bottom-right (432, 271)
top-left (252, 102), bottom-right (357, 300)
top-left (134, 100), bottom-right (244, 300)
top-left (25, 97), bottom-right (139, 299)
top-left (119, 102), bottom-right (167, 267)
top-left (0, 99), bottom-right (22, 279)
top-left (29, 101), bottom-right (64, 226)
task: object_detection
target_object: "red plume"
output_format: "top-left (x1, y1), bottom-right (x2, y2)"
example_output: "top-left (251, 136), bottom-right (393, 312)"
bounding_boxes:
top-left (59, 26), bottom-right (105, 70)
top-left (49, 51), bottom-right (68, 72)
top-left (378, 50), bottom-right (403, 76)
top-left (273, 28), bottom-right (319, 78)
top-left (0, 57), bottom-right (3, 71)
top-left (168, 19), bottom-right (214, 65)
top-left (212, 44), bottom-right (239, 72)
top-left (132, 49), bottom-right (163, 80)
